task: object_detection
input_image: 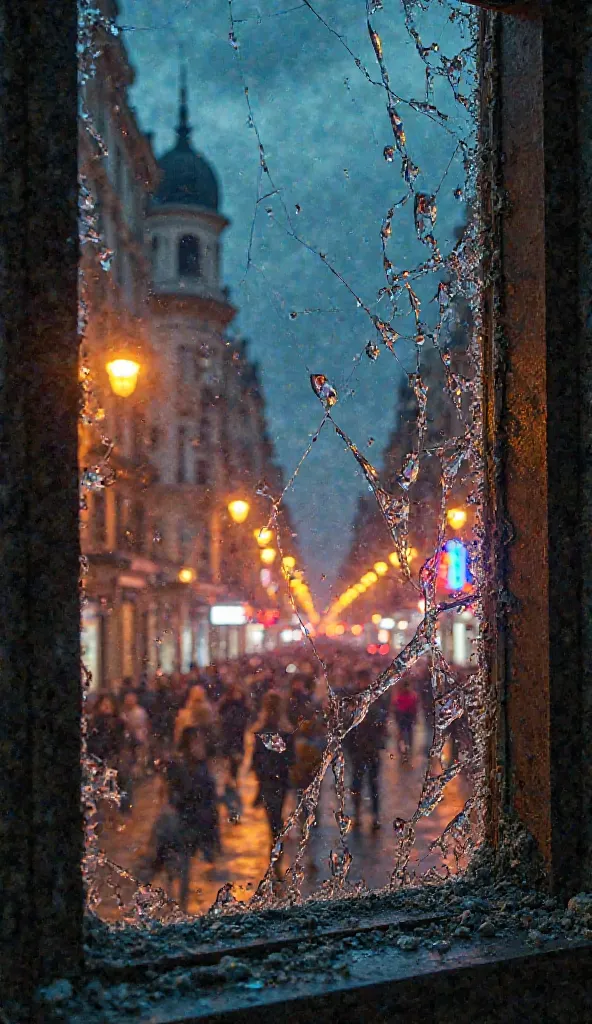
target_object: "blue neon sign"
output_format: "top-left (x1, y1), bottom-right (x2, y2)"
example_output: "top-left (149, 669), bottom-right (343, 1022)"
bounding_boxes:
top-left (445, 539), bottom-right (468, 590)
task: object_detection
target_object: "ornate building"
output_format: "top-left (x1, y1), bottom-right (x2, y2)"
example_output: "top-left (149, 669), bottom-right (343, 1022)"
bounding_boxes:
top-left (80, 9), bottom-right (295, 687)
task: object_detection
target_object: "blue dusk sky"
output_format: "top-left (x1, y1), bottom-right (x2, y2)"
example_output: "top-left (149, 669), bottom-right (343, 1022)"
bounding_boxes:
top-left (118, 0), bottom-right (472, 605)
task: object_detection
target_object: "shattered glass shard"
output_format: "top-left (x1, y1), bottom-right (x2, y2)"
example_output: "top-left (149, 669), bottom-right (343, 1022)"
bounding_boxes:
top-left (260, 732), bottom-right (287, 753)
top-left (310, 373), bottom-right (338, 409)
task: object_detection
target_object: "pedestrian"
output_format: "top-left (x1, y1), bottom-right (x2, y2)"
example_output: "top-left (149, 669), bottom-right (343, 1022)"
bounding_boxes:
top-left (173, 684), bottom-right (217, 751)
top-left (344, 669), bottom-right (388, 831)
top-left (252, 690), bottom-right (294, 842)
top-left (147, 674), bottom-right (173, 764)
top-left (392, 677), bottom-right (419, 763)
top-left (165, 726), bottom-right (220, 911)
top-left (121, 690), bottom-right (150, 778)
top-left (218, 682), bottom-right (250, 820)
top-left (86, 693), bottom-right (125, 767)
top-left (290, 703), bottom-right (326, 795)
top-left (287, 673), bottom-right (316, 729)
top-left (86, 693), bottom-right (133, 816)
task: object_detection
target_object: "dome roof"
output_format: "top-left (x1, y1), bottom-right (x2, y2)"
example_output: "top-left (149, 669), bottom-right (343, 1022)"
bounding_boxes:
top-left (152, 71), bottom-right (220, 212)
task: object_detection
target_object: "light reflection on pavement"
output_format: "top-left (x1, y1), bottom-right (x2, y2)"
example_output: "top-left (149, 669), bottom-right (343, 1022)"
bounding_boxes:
top-left (98, 716), bottom-right (470, 919)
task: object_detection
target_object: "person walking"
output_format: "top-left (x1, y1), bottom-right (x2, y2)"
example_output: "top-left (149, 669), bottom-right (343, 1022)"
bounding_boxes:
top-left (251, 691), bottom-right (294, 843)
top-left (86, 693), bottom-right (133, 816)
top-left (218, 682), bottom-right (250, 821)
top-left (165, 726), bottom-right (220, 912)
top-left (392, 677), bottom-right (419, 764)
top-left (121, 689), bottom-right (150, 778)
top-left (344, 669), bottom-right (388, 831)
top-left (173, 684), bottom-right (217, 751)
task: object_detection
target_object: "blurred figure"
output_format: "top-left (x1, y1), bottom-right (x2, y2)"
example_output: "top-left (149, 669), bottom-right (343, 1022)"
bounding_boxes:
top-left (287, 673), bottom-right (317, 729)
top-left (344, 669), bottom-right (388, 831)
top-left (87, 694), bottom-right (125, 764)
top-left (392, 677), bottom-right (419, 764)
top-left (166, 726), bottom-right (220, 911)
top-left (87, 693), bottom-right (133, 815)
top-left (121, 690), bottom-right (150, 777)
top-left (252, 691), bottom-right (294, 842)
top-left (218, 679), bottom-right (249, 772)
top-left (290, 698), bottom-right (326, 796)
top-left (174, 684), bottom-right (216, 750)
top-left (150, 674), bottom-right (175, 764)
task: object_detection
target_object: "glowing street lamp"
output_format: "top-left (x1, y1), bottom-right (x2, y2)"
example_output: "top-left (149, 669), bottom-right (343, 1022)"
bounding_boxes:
top-left (282, 555), bottom-right (296, 570)
top-left (374, 561), bottom-right (389, 576)
top-left (178, 567), bottom-right (196, 584)
top-left (388, 551), bottom-right (400, 567)
top-left (371, 613), bottom-right (382, 625)
top-left (447, 507), bottom-right (467, 531)
top-left (260, 547), bottom-right (277, 566)
top-left (253, 526), bottom-right (273, 546)
top-left (106, 357), bottom-right (141, 398)
top-left (228, 499), bottom-right (250, 524)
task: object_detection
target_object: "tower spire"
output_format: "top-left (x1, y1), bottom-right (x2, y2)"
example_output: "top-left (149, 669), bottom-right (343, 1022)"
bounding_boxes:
top-left (176, 64), bottom-right (191, 146)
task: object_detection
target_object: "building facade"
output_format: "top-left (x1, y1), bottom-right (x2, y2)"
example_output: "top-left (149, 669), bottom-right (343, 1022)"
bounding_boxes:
top-left (80, 10), bottom-right (293, 689)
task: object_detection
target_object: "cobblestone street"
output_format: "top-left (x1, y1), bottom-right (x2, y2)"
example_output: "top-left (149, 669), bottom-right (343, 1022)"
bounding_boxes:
top-left (99, 717), bottom-right (470, 918)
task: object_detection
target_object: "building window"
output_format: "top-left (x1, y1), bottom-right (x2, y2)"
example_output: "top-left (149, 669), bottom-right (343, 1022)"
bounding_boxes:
top-left (177, 424), bottom-right (187, 483)
top-left (195, 458), bottom-right (209, 487)
top-left (150, 234), bottom-right (159, 272)
top-left (92, 491), bottom-right (106, 547)
top-left (132, 501), bottom-right (145, 553)
top-left (178, 233), bottom-right (200, 278)
top-left (178, 523), bottom-right (194, 563)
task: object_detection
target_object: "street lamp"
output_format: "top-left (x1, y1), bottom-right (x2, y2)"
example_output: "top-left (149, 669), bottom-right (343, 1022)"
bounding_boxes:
top-left (374, 561), bottom-right (388, 576)
top-left (260, 547), bottom-right (277, 566)
top-left (106, 357), bottom-right (141, 398)
top-left (282, 555), bottom-right (296, 570)
top-left (253, 526), bottom-right (273, 546)
top-left (228, 499), bottom-right (250, 524)
top-left (178, 567), bottom-right (196, 584)
top-left (447, 507), bottom-right (467, 530)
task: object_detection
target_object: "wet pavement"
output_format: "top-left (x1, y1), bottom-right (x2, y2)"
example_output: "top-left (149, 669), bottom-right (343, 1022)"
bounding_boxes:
top-left (98, 717), bottom-right (470, 919)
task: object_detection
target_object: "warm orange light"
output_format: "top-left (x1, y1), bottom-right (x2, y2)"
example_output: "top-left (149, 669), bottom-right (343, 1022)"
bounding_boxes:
top-left (388, 551), bottom-right (400, 567)
top-left (106, 358), bottom-right (140, 398)
top-left (447, 508), bottom-right (467, 530)
top-left (371, 613), bottom-right (382, 625)
top-left (228, 499), bottom-right (250, 524)
top-left (178, 567), bottom-right (196, 584)
top-left (366, 571), bottom-right (378, 585)
top-left (282, 555), bottom-right (296, 570)
top-left (354, 583), bottom-right (366, 595)
top-left (351, 624), bottom-right (363, 636)
top-left (334, 624), bottom-right (345, 636)
top-left (374, 561), bottom-right (389, 576)
top-left (253, 526), bottom-right (273, 546)
top-left (259, 546), bottom-right (276, 566)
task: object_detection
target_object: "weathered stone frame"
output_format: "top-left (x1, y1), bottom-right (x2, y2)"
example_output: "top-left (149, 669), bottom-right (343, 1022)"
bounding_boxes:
top-left (0, 0), bottom-right (591, 1014)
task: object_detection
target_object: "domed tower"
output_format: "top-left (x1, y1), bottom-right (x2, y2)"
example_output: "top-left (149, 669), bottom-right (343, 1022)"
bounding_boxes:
top-left (146, 70), bottom-right (236, 637)
top-left (146, 67), bottom-right (232, 305)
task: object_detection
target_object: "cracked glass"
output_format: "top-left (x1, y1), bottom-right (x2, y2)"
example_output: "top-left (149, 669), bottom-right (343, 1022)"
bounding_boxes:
top-left (78, 0), bottom-right (486, 927)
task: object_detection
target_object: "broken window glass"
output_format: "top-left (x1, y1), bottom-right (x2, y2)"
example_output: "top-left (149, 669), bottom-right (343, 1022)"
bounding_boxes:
top-left (79, 0), bottom-right (485, 926)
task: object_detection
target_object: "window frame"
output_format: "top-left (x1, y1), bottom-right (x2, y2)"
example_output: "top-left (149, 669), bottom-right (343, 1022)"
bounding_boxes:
top-left (1, 0), bottom-right (591, 1013)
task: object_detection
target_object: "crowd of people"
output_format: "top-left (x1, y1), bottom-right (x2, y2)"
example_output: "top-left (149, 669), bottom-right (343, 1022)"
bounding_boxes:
top-left (86, 648), bottom-right (471, 909)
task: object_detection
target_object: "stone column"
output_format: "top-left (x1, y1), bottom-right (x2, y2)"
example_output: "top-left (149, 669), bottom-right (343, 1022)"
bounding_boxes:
top-left (480, 0), bottom-right (592, 894)
top-left (0, 0), bottom-right (83, 1006)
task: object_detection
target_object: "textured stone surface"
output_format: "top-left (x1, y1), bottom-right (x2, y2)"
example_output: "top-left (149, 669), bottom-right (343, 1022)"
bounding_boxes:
top-left (480, 1), bottom-right (592, 896)
top-left (0, 0), bottom-right (82, 1008)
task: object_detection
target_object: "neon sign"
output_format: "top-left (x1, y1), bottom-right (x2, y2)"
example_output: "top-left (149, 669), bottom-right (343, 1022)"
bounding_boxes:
top-left (445, 539), bottom-right (468, 590)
